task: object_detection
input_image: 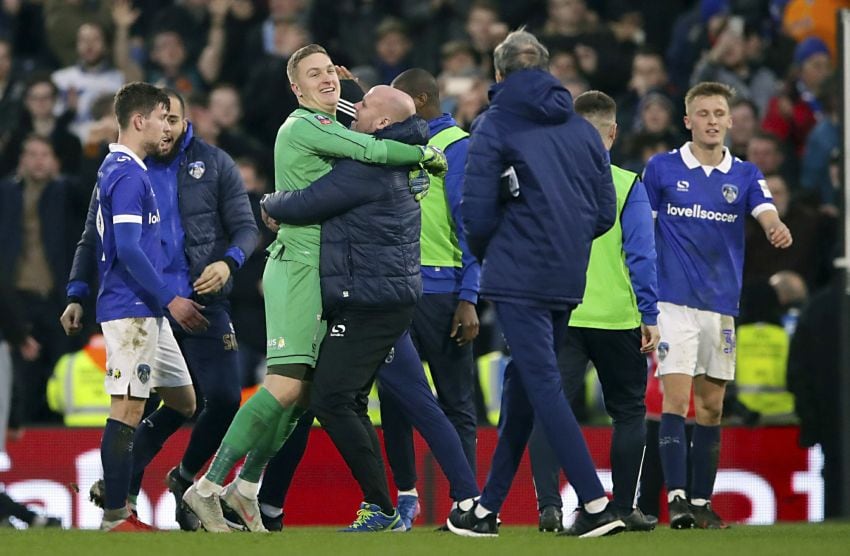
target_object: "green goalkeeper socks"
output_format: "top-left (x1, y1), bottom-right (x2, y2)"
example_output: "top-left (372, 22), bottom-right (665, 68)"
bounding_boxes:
top-left (239, 405), bottom-right (306, 483)
top-left (205, 387), bottom-right (283, 485)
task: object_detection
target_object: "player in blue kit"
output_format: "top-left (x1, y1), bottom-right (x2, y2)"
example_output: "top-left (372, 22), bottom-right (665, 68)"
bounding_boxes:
top-left (90, 83), bottom-right (206, 532)
top-left (643, 82), bottom-right (792, 530)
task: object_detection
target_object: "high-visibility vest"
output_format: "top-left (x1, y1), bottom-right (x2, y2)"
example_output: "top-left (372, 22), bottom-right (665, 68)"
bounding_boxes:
top-left (420, 126), bottom-right (469, 268)
top-left (47, 337), bottom-right (110, 427)
top-left (735, 322), bottom-right (796, 421)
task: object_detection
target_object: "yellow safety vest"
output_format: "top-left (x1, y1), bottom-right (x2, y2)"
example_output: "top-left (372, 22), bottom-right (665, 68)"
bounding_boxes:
top-left (735, 322), bottom-right (796, 422)
top-left (47, 350), bottom-right (110, 427)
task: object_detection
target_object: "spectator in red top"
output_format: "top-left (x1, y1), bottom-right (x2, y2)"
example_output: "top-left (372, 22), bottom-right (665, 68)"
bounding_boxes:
top-left (762, 37), bottom-right (832, 157)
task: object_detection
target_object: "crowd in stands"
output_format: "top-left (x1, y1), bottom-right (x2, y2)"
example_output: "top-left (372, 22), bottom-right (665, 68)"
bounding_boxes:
top-left (0, 0), bottom-right (843, 435)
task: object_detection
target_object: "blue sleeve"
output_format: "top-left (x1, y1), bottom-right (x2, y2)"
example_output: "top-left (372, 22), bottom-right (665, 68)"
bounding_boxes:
top-left (66, 185), bottom-right (98, 299)
top-left (621, 180), bottom-right (659, 325)
top-left (443, 138), bottom-right (480, 304)
top-left (593, 146), bottom-right (616, 238)
top-left (745, 166), bottom-right (775, 215)
top-left (262, 161), bottom-right (376, 225)
top-left (461, 114), bottom-right (503, 261)
top-left (111, 179), bottom-right (175, 307)
top-left (217, 150), bottom-right (259, 268)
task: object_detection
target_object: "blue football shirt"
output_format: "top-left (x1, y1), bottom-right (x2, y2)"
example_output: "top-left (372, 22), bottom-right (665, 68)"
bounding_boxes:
top-left (95, 144), bottom-right (165, 322)
top-left (643, 142), bottom-right (776, 316)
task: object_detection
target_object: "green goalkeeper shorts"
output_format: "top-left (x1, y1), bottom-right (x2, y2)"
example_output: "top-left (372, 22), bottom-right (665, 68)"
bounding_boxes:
top-left (263, 257), bottom-right (326, 368)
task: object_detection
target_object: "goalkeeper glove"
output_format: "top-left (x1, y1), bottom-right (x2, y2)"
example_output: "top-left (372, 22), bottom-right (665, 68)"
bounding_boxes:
top-left (408, 167), bottom-right (430, 201)
top-left (418, 145), bottom-right (448, 177)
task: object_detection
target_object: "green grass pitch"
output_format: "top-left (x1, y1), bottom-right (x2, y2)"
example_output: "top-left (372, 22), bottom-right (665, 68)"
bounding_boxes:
top-left (2, 523), bottom-right (850, 556)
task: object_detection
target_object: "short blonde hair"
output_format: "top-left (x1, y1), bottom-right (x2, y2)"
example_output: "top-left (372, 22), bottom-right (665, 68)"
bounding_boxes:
top-left (684, 81), bottom-right (735, 113)
top-left (286, 44), bottom-right (329, 84)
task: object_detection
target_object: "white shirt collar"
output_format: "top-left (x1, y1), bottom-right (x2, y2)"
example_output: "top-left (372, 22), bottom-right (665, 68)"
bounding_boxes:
top-left (679, 141), bottom-right (732, 176)
top-left (108, 143), bottom-right (147, 171)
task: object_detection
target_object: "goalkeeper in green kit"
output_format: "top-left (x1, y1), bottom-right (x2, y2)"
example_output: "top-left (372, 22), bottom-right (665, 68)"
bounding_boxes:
top-left (183, 44), bottom-right (447, 533)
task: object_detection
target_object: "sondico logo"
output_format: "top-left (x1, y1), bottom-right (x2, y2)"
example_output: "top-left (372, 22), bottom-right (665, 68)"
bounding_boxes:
top-left (666, 203), bottom-right (738, 223)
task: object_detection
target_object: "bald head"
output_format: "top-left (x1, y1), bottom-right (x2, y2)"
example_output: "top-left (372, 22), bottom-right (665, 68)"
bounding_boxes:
top-left (392, 68), bottom-right (440, 117)
top-left (352, 85), bottom-right (415, 133)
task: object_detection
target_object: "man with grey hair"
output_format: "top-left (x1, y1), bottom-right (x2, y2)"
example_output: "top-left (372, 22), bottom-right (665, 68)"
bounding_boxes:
top-left (449, 30), bottom-right (623, 538)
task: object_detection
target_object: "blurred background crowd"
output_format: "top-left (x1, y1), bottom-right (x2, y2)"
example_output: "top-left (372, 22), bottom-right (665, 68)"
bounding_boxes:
top-left (0, 0), bottom-right (844, 445)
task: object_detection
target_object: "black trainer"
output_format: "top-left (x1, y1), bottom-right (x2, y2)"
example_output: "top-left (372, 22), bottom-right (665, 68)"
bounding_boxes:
top-left (262, 511), bottom-right (283, 532)
top-left (446, 507), bottom-right (498, 538)
top-left (165, 466), bottom-right (201, 531)
top-left (538, 506), bottom-right (564, 532)
top-left (668, 495), bottom-right (695, 529)
top-left (620, 508), bottom-right (658, 532)
top-left (691, 502), bottom-right (729, 529)
top-left (558, 502), bottom-right (625, 538)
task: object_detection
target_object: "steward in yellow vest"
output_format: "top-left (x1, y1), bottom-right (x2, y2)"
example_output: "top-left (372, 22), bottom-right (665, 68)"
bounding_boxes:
top-left (47, 334), bottom-right (110, 426)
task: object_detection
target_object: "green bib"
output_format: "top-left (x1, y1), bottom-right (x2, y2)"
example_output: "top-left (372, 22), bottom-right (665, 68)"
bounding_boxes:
top-left (570, 164), bottom-right (641, 329)
top-left (420, 126), bottom-right (468, 268)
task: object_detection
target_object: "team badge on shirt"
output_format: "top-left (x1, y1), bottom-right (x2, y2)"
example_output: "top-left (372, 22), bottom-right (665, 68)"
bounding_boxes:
top-left (721, 184), bottom-right (738, 203)
top-left (315, 114), bottom-right (333, 125)
top-left (137, 364), bottom-right (151, 384)
top-left (188, 161), bottom-right (206, 179)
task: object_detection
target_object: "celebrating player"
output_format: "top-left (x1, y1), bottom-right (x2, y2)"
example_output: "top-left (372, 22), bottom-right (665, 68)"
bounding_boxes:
top-left (643, 81), bottom-right (792, 529)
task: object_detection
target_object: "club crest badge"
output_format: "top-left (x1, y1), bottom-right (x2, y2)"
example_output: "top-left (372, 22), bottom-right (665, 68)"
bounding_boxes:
top-left (657, 342), bottom-right (669, 362)
top-left (137, 364), bottom-right (151, 384)
top-left (721, 184), bottom-right (738, 203)
top-left (188, 161), bottom-right (206, 179)
top-left (314, 114), bottom-right (333, 125)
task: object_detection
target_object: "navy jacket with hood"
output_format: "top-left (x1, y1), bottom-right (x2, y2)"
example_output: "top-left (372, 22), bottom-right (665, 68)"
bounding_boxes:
top-left (462, 69), bottom-right (617, 308)
top-left (262, 116), bottom-right (426, 316)
top-left (67, 124), bottom-right (258, 305)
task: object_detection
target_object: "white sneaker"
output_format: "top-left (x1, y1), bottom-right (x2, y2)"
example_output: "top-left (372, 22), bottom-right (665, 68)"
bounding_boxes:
top-left (182, 484), bottom-right (231, 533)
top-left (221, 482), bottom-right (268, 533)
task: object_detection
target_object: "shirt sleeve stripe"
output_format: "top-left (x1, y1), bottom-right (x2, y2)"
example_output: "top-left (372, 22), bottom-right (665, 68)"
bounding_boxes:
top-left (750, 203), bottom-right (777, 218)
top-left (113, 214), bottom-right (143, 224)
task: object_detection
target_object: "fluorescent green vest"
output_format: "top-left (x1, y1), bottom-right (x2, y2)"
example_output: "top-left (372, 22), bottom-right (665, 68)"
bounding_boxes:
top-left (46, 351), bottom-right (110, 427)
top-left (570, 164), bottom-right (641, 329)
top-left (736, 323), bottom-right (796, 420)
top-left (420, 126), bottom-right (469, 267)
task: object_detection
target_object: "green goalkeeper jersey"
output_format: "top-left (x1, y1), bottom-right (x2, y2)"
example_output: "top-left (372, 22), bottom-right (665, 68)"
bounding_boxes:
top-left (270, 107), bottom-right (424, 267)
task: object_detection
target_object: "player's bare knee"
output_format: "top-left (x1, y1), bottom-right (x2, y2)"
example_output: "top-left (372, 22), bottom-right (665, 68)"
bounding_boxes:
top-left (662, 395), bottom-right (690, 416)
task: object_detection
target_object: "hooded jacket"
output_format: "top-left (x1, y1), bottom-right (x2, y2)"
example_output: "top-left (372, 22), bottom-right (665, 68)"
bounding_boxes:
top-left (262, 116), bottom-right (426, 315)
top-left (462, 69), bottom-right (616, 307)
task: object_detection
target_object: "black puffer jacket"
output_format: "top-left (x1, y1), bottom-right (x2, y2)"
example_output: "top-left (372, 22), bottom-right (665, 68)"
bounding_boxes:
top-left (262, 116), bottom-right (426, 315)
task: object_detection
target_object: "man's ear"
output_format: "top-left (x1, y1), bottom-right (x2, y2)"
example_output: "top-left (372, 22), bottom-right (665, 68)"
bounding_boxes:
top-left (291, 82), bottom-right (301, 97)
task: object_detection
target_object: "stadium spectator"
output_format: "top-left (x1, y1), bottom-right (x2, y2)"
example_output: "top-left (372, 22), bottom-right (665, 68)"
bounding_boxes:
top-left (744, 174), bottom-right (836, 290)
top-left (399, 0), bottom-right (471, 74)
top-left (452, 76), bottom-right (490, 130)
top-left (0, 39), bottom-right (24, 155)
top-left (372, 17), bottom-right (413, 85)
top-left (0, 75), bottom-right (82, 177)
top-left (451, 29), bottom-right (622, 538)
top-left (746, 131), bottom-right (792, 186)
top-left (77, 93), bottom-right (118, 192)
top-left (762, 36), bottom-right (832, 157)
top-left (437, 40), bottom-right (480, 113)
top-left (208, 83), bottom-right (269, 168)
top-left (51, 22), bottom-right (125, 143)
top-left (308, 0), bottom-right (399, 67)
top-left (46, 331), bottom-right (109, 427)
top-left (800, 74), bottom-right (839, 207)
top-left (0, 135), bottom-right (84, 424)
top-left (464, 0), bottom-right (507, 77)
top-left (781, 0), bottom-right (850, 60)
top-left (727, 97), bottom-right (758, 159)
top-left (665, 0), bottom-right (725, 93)
top-left (617, 47), bottom-right (679, 138)
top-left (690, 17), bottom-right (778, 116)
top-left (42, 0), bottom-right (112, 68)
